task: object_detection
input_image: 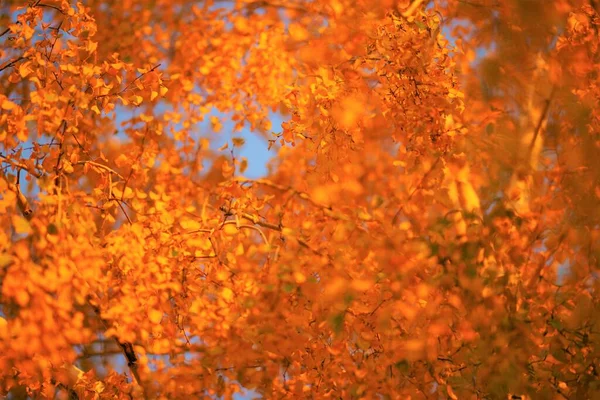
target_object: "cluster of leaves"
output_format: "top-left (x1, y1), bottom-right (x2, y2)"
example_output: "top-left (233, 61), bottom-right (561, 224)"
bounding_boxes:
top-left (1, 0), bottom-right (599, 399)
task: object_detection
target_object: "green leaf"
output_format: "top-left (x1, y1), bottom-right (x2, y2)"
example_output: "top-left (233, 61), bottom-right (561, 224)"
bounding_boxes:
top-left (394, 360), bottom-right (410, 373)
top-left (429, 242), bottom-right (440, 256)
top-left (47, 223), bottom-right (59, 235)
top-left (344, 292), bottom-right (354, 305)
top-left (283, 282), bottom-right (295, 293)
top-left (549, 319), bottom-right (562, 331)
top-left (414, 20), bottom-right (426, 30)
top-left (331, 312), bottom-right (345, 334)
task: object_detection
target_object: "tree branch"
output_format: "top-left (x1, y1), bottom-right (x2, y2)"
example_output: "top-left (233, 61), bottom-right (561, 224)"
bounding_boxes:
top-left (0, 169), bottom-right (33, 219)
top-left (392, 156), bottom-right (441, 225)
top-left (0, 154), bottom-right (43, 179)
top-left (0, 57), bottom-right (25, 73)
top-left (527, 87), bottom-right (556, 156)
top-left (51, 379), bottom-right (79, 400)
top-left (88, 303), bottom-right (146, 397)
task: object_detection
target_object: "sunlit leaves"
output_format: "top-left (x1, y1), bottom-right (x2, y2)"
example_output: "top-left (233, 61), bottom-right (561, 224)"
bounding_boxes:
top-left (1, 0), bottom-right (600, 398)
top-left (11, 215), bottom-right (32, 235)
top-left (288, 23), bottom-right (310, 42)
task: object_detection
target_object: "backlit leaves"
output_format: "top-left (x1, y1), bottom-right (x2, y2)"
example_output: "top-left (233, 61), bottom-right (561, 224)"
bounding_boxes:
top-left (1, 0), bottom-right (600, 399)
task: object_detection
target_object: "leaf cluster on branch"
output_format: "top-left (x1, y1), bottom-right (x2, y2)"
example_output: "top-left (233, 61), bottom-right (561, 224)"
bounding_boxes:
top-left (1, 0), bottom-right (600, 399)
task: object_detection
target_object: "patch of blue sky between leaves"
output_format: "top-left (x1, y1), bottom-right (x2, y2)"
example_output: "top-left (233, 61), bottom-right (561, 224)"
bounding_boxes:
top-left (112, 99), bottom-right (284, 180)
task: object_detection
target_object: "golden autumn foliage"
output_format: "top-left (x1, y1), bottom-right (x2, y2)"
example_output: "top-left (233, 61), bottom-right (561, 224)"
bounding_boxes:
top-left (1, 0), bottom-right (600, 399)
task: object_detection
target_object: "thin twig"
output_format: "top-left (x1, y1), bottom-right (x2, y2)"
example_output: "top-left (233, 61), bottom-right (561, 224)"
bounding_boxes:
top-left (527, 87), bottom-right (556, 156)
top-left (222, 220), bottom-right (269, 245)
top-left (236, 0), bottom-right (328, 17)
top-left (0, 57), bottom-right (25, 73)
top-left (233, 177), bottom-right (334, 214)
top-left (88, 303), bottom-right (147, 398)
top-left (0, 169), bottom-right (33, 219)
top-left (96, 64), bottom-right (161, 99)
top-left (46, 20), bottom-right (64, 61)
top-left (215, 364), bottom-right (262, 372)
top-left (75, 160), bottom-right (125, 179)
top-left (38, 3), bottom-right (66, 14)
top-left (0, 154), bottom-right (42, 178)
top-left (109, 197), bottom-right (133, 225)
top-left (457, 0), bottom-right (500, 7)
top-left (220, 205), bottom-right (283, 232)
top-left (391, 157), bottom-right (441, 225)
top-left (51, 379), bottom-right (79, 400)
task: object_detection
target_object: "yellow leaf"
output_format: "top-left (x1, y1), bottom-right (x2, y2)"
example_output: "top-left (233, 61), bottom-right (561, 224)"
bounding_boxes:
top-left (19, 62), bottom-right (31, 78)
top-left (12, 215), bottom-right (32, 235)
top-left (15, 290), bottom-right (29, 306)
top-left (223, 224), bottom-right (238, 236)
top-left (140, 113), bottom-right (154, 122)
top-left (351, 279), bottom-right (372, 291)
top-left (329, 0), bottom-right (343, 16)
top-left (357, 210), bottom-right (372, 221)
top-left (131, 95), bottom-right (143, 106)
top-left (94, 381), bottom-right (105, 393)
top-left (239, 158), bottom-right (248, 174)
top-left (114, 154), bottom-right (130, 168)
top-left (180, 219), bottom-right (201, 230)
top-left (448, 88), bottom-right (464, 99)
top-left (148, 309), bottom-right (163, 324)
top-left (481, 287), bottom-right (493, 298)
top-left (324, 278), bottom-right (347, 300)
top-left (405, 339), bottom-right (425, 357)
top-left (354, 368), bottom-right (368, 379)
top-left (294, 271), bottom-right (307, 284)
top-left (558, 381), bottom-right (568, 390)
top-left (0, 253), bottom-right (13, 269)
top-left (335, 96), bottom-right (364, 129)
top-left (221, 287), bottom-right (234, 301)
top-left (0, 316), bottom-right (7, 337)
top-left (235, 243), bottom-right (244, 256)
top-left (112, 186), bottom-right (133, 199)
top-left (82, 65), bottom-right (95, 77)
top-left (110, 62), bottom-right (124, 70)
top-left (122, 187), bottom-right (134, 199)
top-left (62, 160), bottom-right (74, 174)
top-left (211, 116), bottom-right (222, 133)
top-left (1, 99), bottom-right (17, 110)
top-left (447, 385), bottom-right (458, 400)
top-left (182, 79), bottom-right (194, 92)
top-left (232, 137), bottom-right (245, 147)
top-left (289, 23), bottom-right (310, 41)
top-left (311, 185), bottom-right (334, 206)
top-left (87, 41), bottom-right (98, 53)
top-left (188, 236), bottom-right (212, 251)
top-left (457, 181), bottom-right (480, 212)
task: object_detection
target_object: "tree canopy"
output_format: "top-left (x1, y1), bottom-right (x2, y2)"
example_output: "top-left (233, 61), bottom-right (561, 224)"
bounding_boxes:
top-left (1, 0), bottom-right (600, 399)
